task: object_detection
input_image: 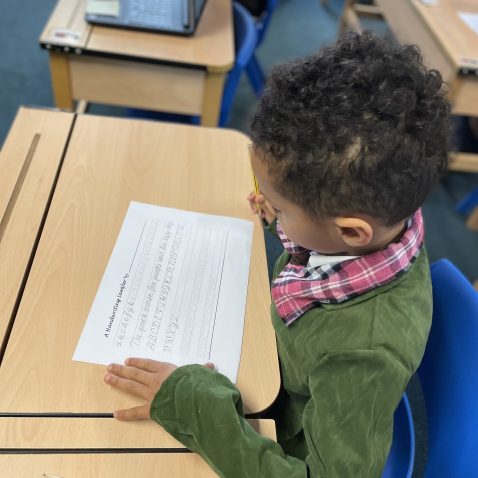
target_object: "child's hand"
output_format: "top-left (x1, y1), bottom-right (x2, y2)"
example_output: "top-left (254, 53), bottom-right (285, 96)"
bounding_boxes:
top-left (246, 191), bottom-right (276, 225)
top-left (104, 358), bottom-right (214, 420)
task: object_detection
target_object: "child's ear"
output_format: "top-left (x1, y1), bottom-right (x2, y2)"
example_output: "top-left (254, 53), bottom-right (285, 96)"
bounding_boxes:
top-left (334, 217), bottom-right (373, 248)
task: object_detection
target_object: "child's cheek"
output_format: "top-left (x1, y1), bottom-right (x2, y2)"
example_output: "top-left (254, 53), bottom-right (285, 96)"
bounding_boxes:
top-left (280, 217), bottom-right (295, 242)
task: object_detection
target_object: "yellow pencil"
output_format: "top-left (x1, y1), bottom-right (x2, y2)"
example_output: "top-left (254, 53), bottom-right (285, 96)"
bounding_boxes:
top-left (252, 172), bottom-right (262, 215)
top-left (248, 143), bottom-right (262, 215)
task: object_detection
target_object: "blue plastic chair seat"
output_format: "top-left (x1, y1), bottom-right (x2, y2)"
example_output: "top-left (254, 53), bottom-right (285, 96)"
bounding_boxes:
top-left (419, 260), bottom-right (478, 477)
top-left (383, 259), bottom-right (478, 477)
top-left (381, 394), bottom-right (415, 478)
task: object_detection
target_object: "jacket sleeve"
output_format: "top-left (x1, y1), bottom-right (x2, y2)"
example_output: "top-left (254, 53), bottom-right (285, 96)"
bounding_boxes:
top-left (151, 349), bottom-right (407, 478)
top-left (303, 350), bottom-right (408, 477)
top-left (150, 364), bottom-right (308, 478)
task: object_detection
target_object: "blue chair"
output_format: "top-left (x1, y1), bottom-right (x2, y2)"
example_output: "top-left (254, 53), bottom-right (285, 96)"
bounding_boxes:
top-left (219, 2), bottom-right (258, 126)
top-left (456, 186), bottom-right (478, 215)
top-left (128, 2), bottom-right (257, 127)
top-left (419, 259), bottom-right (478, 477)
top-left (254, 0), bottom-right (278, 46)
top-left (246, 0), bottom-right (278, 97)
top-left (381, 394), bottom-right (415, 478)
top-left (383, 259), bottom-right (478, 477)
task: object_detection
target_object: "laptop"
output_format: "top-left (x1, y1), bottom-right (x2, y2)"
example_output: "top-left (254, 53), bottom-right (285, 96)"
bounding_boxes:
top-left (85, 0), bottom-right (207, 37)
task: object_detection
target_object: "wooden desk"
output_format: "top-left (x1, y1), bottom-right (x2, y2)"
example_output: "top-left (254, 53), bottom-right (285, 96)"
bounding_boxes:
top-left (0, 107), bottom-right (280, 474)
top-left (1, 418), bottom-right (276, 476)
top-left (2, 455), bottom-right (221, 477)
top-left (376, 0), bottom-right (478, 172)
top-left (1, 417), bottom-right (275, 450)
top-left (39, 0), bottom-right (234, 126)
top-left (0, 108), bottom-right (74, 358)
top-left (0, 108), bottom-right (279, 419)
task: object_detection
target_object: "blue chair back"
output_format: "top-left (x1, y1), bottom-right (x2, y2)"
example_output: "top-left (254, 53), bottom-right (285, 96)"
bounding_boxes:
top-left (382, 259), bottom-right (478, 477)
top-left (456, 186), bottom-right (478, 214)
top-left (256, 0), bottom-right (278, 46)
top-left (219, 2), bottom-right (257, 126)
top-left (381, 394), bottom-right (414, 478)
top-left (245, 0), bottom-right (278, 97)
top-left (418, 259), bottom-right (478, 477)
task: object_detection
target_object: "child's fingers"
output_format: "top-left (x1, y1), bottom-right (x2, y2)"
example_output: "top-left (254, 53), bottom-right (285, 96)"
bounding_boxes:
top-left (246, 192), bottom-right (258, 213)
top-left (250, 196), bottom-right (276, 224)
top-left (247, 191), bottom-right (264, 201)
top-left (203, 362), bottom-right (215, 370)
top-left (124, 357), bottom-right (164, 372)
top-left (255, 195), bottom-right (265, 204)
top-left (107, 363), bottom-right (151, 385)
top-left (247, 193), bottom-right (266, 215)
top-left (104, 372), bottom-right (151, 399)
top-left (114, 404), bottom-right (150, 421)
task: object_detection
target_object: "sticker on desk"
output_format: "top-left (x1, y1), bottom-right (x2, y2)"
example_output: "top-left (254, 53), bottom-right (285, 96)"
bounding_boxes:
top-left (86, 0), bottom-right (120, 17)
top-left (73, 201), bottom-right (253, 384)
top-left (48, 28), bottom-right (82, 45)
top-left (459, 57), bottom-right (478, 76)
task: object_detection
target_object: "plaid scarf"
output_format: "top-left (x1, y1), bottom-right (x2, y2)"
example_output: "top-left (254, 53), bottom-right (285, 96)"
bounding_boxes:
top-left (272, 209), bottom-right (424, 325)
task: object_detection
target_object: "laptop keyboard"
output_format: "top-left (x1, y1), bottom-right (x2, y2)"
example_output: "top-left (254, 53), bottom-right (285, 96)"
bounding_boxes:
top-left (128, 0), bottom-right (174, 26)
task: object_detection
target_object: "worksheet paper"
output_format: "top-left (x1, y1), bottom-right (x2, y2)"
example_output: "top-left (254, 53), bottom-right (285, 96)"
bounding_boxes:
top-left (73, 202), bottom-right (253, 383)
top-left (458, 12), bottom-right (478, 36)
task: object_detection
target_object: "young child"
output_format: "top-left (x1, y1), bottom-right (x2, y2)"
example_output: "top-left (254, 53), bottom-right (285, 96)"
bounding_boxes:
top-left (103, 32), bottom-right (450, 476)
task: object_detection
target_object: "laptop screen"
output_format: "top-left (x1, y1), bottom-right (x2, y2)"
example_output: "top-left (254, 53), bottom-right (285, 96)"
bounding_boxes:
top-left (85, 0), bottom-right (207, 37)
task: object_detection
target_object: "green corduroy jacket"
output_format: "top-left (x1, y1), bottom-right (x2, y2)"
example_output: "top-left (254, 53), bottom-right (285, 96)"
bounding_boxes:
top-left (151, 248), bottom-right (432, 477)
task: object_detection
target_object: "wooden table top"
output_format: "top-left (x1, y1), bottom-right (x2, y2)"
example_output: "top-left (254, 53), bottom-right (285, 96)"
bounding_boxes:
top-left (39, 0), bottom-right (234, 72)
top-left (377, 0), bottom-right (478, 123)
top-left (377, 0), bottom-right (478, 76)
top-left (0, 108), bottom-right (74, 358)
top-left (0, 108), bottom-right (280, 417)
top-left (1, 454), bottom-right (220, 477)
top-left (1, 417), bottom-right (275, 449)
top-left (410, 0), bottom-right (478, 70)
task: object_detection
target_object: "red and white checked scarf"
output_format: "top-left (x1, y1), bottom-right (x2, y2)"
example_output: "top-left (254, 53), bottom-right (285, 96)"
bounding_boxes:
top-left (272, 209), bottom-right (424, 325)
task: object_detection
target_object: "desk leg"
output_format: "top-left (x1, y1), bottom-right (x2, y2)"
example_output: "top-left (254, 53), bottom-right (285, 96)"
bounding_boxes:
top-left (200, 72), bottom-right (226, 127)
top-left (467, 207), bottom-right (478, 231)
top-left (49, 53), bottom-right (74, 110)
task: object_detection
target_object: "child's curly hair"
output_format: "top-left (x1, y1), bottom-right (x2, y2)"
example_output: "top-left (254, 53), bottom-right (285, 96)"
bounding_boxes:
top-left (250, 32), bottom-right (450, 226)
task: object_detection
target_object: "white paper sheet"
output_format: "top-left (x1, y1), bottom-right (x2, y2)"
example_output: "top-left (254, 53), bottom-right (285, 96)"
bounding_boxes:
top-left (73, 201), bottom-right (253, 383)
top-left (459, 12), bottom-right (478, 36)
